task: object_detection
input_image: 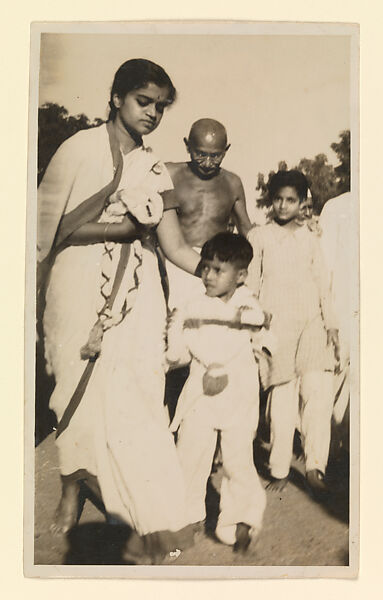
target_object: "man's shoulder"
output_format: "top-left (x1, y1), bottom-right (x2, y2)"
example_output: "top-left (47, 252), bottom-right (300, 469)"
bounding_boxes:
top-left (321, 192), bottom-right (352, 217)
top-left (164, 161), bottom-right (188, 178)
top-left (220, 168), bottom-right (243, 188)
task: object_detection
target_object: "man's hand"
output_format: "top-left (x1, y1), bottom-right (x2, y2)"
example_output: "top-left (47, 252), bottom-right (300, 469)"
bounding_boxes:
top-left (327, 328), bottom-right (340, 374)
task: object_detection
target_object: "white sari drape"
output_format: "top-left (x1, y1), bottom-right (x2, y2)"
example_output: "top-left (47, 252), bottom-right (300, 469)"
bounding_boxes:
top-left (38, 124), bottom-right (189, 535)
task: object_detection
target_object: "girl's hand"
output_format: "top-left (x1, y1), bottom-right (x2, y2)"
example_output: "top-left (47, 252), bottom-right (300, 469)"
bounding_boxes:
top-left (327, 328), bottom-right (340, 373)
top-left (263, 311), bottom-right (273, 330)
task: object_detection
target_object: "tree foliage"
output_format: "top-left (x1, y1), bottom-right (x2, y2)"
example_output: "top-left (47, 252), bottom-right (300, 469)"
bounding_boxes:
top-left (256, 130), bottom-right (351, 214)
top-left (297, 154), bottom-right (339, 213)
top-left (331, 130), bottom-right (350, 195)
top-left (38, 103), bottom-right (105, 184)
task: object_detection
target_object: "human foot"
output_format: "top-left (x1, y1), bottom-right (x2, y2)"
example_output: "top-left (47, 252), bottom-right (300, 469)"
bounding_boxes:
top-left (306, 469), bottom-right (328, 493)
top-left (233, 522), bottom-right (251, 554)
top-left (50, 479), bottom-right (79, 535)
top-left (122, 531), bottom-right (151, 564)
top-left (266, 475), bottom-right (289, 492)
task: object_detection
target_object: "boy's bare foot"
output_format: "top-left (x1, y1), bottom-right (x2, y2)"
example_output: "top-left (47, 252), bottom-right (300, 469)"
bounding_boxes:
top-left (306, 469), bottom-right (328, 493)
top-left (266, 475), bottom-right (289, 492)
top-left (233, 523), bottom-right (251, 554)
top-left (50, 479), bottom-right (79, 535)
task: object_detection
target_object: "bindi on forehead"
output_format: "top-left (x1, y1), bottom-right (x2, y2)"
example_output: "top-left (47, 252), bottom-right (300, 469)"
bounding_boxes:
top-left (138, 83), bottom-right (169, 99)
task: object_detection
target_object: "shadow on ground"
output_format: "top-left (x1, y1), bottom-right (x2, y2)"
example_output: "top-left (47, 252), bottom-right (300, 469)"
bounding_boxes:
top-left (254, 391), bottom-right (350, 527)
top-left (64, 523), bottom-right (135, 565)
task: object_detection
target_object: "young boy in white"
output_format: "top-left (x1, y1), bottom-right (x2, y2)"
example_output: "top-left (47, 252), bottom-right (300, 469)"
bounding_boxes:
top-left (167, 232), bottom-right (271, 552)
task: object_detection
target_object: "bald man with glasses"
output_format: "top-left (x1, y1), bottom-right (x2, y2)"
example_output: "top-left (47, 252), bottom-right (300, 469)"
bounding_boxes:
top-left (165, 118), bottom-right (252, 311)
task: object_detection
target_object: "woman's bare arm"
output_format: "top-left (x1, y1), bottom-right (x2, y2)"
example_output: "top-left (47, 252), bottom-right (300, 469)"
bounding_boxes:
top-left (64, 216), bottom-right (141, 246)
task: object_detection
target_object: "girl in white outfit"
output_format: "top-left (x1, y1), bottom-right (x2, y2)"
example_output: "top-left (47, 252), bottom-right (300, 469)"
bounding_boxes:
top-left (37, 59), bottom-right (200, 562)
top-left (247, 170), bottom-right (340, 494)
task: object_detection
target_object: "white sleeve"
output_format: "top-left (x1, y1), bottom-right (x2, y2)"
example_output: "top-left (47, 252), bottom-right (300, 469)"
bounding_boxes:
top-left (311, 234), bottom-right (338, 330)
top-left (146, 159), bottom-right (174, 194)
top-left (319, 202), bottom-right (336, 276)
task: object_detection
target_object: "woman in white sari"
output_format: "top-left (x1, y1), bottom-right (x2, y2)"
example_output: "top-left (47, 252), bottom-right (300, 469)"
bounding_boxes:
top-left (37, 59), bottom-right (200, 562)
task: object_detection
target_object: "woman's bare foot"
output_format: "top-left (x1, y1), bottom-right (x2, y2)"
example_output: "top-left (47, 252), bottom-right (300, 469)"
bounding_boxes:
top-left (50, 478), bottom-right (79, 535)
top-left (233, 523), bottom-right (251, 554)
top-left (266, 475), bottom-right (289, 492)
top-left (122, 532), bottom-right (165, 565)
top-left (306, 469), bottom-right (328, 493)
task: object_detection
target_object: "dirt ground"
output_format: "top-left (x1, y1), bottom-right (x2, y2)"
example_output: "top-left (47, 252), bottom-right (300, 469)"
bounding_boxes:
top-left (33, 428), bottom-right (349, 567)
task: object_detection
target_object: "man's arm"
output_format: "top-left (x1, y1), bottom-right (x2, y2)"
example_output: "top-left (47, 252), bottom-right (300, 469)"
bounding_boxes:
top-left (231, 176), bottom-right (252, 237)
top-left (157, 208), bottom-right (201, 275)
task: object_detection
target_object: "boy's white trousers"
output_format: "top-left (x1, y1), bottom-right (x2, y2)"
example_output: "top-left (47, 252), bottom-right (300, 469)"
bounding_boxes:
top-left (177, 411), bottom-right (266, 545)
top-left (268, 371), bottom-right (334, 479)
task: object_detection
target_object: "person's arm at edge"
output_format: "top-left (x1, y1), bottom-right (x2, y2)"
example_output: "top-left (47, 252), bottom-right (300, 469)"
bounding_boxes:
top-left (231, 175), bottom-right (252, 237)
top-left (246, 226), bottom-right (263, 298)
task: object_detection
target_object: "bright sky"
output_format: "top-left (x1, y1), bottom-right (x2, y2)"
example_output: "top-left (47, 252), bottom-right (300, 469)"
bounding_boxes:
top-left (39, 31), bottom-right (350, 218)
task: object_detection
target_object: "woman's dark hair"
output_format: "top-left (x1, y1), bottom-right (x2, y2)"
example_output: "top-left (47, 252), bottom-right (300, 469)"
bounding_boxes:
top-left (268, 170), bottom-right (309, 203)
top-left (201, 232), bottom-right (253, 270)
top-left (108, 58), bottom-right (176, 120)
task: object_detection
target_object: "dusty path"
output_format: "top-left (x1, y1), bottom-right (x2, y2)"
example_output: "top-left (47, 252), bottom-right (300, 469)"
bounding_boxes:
top-left (34, 432), bottom-right (349, 567)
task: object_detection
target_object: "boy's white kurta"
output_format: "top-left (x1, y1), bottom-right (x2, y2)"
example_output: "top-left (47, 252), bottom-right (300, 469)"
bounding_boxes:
top-left (38, 124), bottom-right (189, 536)
top-left (168, 286), bottom-right (267, 544)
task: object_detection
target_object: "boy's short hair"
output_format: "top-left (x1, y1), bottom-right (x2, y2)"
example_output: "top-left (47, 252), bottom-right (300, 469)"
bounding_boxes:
top-left (268, 170), bottom-right (308, 202)
top-left (201, 232), bottom-right (253, 270)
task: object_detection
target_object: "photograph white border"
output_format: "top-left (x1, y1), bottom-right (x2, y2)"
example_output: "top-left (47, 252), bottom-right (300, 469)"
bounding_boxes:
top-left (24, 19), bottom-right (359, 580)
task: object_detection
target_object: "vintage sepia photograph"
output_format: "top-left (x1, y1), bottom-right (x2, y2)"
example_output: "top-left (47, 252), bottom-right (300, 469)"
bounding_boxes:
top-left (25, 21), bottom-right (359, 578)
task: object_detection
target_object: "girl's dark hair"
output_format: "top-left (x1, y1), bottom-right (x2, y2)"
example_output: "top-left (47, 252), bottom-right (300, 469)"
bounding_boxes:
top-left (268, 170), bottom-right (308, 202)
top-left (201, 232), bottom-right (253, 270)
top-left (108, 58), bottom-right (176, 120)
